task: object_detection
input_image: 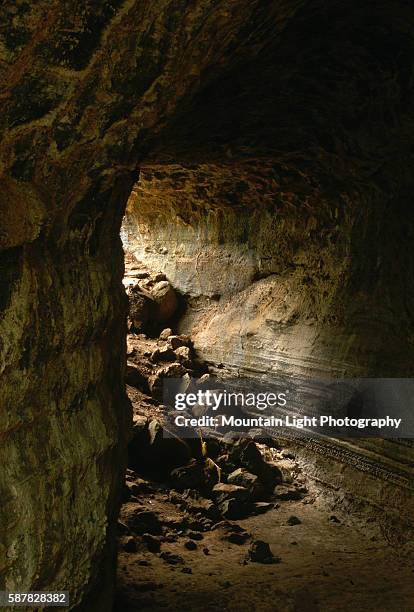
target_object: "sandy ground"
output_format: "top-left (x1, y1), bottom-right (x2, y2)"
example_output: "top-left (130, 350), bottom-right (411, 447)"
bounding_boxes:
top-left (115, 466), bottom-right (414, 612)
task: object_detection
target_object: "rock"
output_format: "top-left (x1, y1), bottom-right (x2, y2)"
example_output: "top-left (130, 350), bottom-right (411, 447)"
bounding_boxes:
top-left (196, 373), bottom-right (213, 389)
top-left (168, 335), bottom-right (192, 350)
top-left (187, 517), bottom-right (214, 532)
top-left (147, 362), bottom-right (187, 399)
top-left (258, 461), bottom-right (284, 493)
top-left (159, 327), bottom-right (173, 340)
top-left (180, 490), bottom-right (221, 521)
top-left (182, 567), bottom-right (193, 574)
top-left (123, 507), bottom-right (163, 536)
top-left (252, 502), bottom-right (274, 515)
top-left (125, 363), bottom-right (149, 391)
top-left (151, 345), bottom-right (176, 362)
top-left (211, 483), bottom-right (250, 504)
top-left (188, 531), bottom-right (204, 541)
top-left (274, 484), bottom-right (303, 501)
top-left (160, 552), bottom-right (184, 565)
top-left (227, 468), bottom-right (265, 500)
top-left (122, 536), bottom-right (137, 553)
top-left (158, 362), bottom-right (187, 378)
top-left (154, 272), bottom-right (167, 282)
top-left (224, 531), bottom-right (250, 545)
top-left (216, 454), bottom-right (237, 474)
top-left (128, 286), bottom-right (151, 331)
top-left (218, 497), bottom-right (251, 520)
top-left (202, 458), bottom-right (221, 490)
top-left (126, 344), bottom-right (136, 358)
top-left (176, 373), bottom-right (196, 395)
top-left (227, 438), bottom-right (265, 475)
top-left (184, 539), bottom-right (197, 550)
top-left (126, 479), bottom-right (152, 496)
top-left (142, 533), bottom-right (162, 552)
top-left (171, 460), bottom-right (205, 490)
top-left (164, 532), bottom-right (178, 543)
top-left (151, 281), bottom-right (178, 322)
top-left (247, 540), bottom-right (280, 564)
top-left (128, 418), bottom-right (191, 476)
top-left (174, 346), bottom-right (192, 366)
top-left (287, 515), bottom-right (302, 526)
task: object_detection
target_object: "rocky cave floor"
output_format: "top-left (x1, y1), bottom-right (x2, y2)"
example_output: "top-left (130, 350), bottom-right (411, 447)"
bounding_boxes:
top-left (114, 256), bottom-right (414, 612)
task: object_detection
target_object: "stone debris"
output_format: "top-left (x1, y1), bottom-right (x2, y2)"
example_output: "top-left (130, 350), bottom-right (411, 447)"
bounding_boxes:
top-left (168, 334), bottom-right (192, 350)
top-left (160, 551), bottom-right (184, 565)
top-left (287, 515), bottom-right (302, 526)
top-left (151, 345), bottom-right (177, 363)
top-left (120, 265), bottom-right (309, 579)
top-left (184, 539), bottom-right (197, 550)
top-left (159, 328), bottom-right (173, 340)
top-left (122, 536), bottom-right (138, 553)
top-left (247, 540), bottom-right (280, 564)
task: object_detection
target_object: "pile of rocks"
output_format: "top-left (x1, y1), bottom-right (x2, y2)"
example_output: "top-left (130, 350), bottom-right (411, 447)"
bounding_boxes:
top-left (119, 433), bottom-right (307, 569)
top-left (126, 327), bottom-right (208, 402)
top-left (128, 415), bottom-right (307, 520)
top-left (122, 260), bottom-right (308, 569)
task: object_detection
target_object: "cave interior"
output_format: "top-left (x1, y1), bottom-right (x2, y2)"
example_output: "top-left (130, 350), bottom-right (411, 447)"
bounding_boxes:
top-left (0, 1), bottom-right (414, 611)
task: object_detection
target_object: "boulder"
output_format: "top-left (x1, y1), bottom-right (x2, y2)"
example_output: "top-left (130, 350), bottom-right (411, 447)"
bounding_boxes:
top-left (170, 460), bottom-right (205, 490)
top-left (196, 373), bottom-right (213, 390)
top-left (128, 286), bottom-right (151, 331)
top-left (168, 334), bottom-right (192, 350)
top-left (227, 438), bottom-right (265, 475)
top-left (151, 281), bottom-right (178, 322)
top-left (128, 419), bottom-right (191, 477)
top-left (218, 498), bottom-right (252, 520)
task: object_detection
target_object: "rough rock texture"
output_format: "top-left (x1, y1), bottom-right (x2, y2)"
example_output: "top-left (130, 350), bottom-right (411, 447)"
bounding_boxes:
top-left (120, 1), bottom-right (414, 530)
top-left (1, 0), bottom-right (414, 609)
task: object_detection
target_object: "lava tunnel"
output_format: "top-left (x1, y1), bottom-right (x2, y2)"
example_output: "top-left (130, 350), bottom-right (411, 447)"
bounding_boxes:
top-left (0, 1), bottom-right (413, 611)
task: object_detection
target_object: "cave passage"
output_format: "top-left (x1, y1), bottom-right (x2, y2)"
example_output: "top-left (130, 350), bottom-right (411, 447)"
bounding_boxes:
top-left (0, 1), bottom-right (413, 611)
top-left (115, 166), bottom-right (414, 610)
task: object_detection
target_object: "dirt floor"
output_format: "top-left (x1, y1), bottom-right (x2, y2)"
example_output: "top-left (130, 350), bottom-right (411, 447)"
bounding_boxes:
top-left (115, 467), bottom-right (414, 612)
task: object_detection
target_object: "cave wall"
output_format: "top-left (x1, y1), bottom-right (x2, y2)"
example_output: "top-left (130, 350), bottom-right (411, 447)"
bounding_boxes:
top-left (1, 0), bottom-right (414, 608)
top-left (122, 1), bottom-right (414, 380)
top-left (0, 0), bottom-right (314, 608)
top-left (121, 0), bottom-right (414, 524)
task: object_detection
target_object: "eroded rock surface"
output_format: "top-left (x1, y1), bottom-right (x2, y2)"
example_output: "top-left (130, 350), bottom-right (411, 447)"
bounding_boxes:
top-left (1, 1), bottom-right (414, 609)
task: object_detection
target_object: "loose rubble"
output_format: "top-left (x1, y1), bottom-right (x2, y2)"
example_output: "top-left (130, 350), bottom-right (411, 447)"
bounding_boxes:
top-left (119, 256), bottom-right (310, 600)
